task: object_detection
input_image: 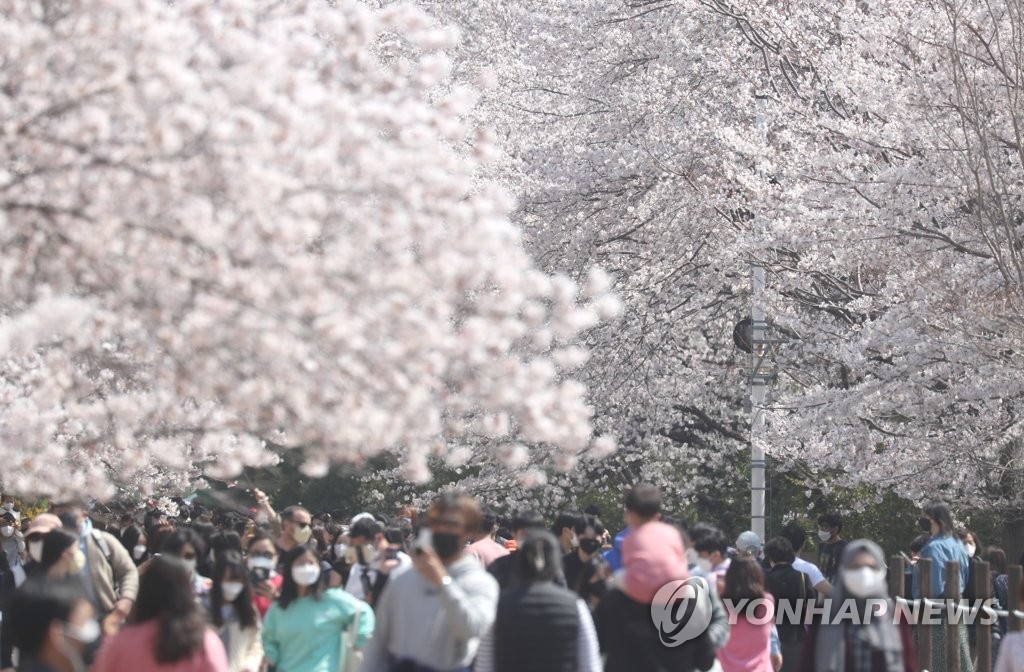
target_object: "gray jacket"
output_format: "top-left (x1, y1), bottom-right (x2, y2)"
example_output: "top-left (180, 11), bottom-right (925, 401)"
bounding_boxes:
top-left (361, 554), bottom-right (499, 672)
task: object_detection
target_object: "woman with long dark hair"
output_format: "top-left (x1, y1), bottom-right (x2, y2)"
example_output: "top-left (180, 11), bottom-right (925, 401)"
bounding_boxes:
top-left (209, 551), bottom-right (263, 672)
top-left (120, 525), bottom-right (150, 566)
top-left (261, 546), bottom-right (373, 672)
top-left (475, 529), bottom-right (600, 672)
top-left (93, 555), bottom-right (228, 671)
top-left (912, 501), bottom-right (971, 671)
top-left (718, 556), bottom-right (778, 672)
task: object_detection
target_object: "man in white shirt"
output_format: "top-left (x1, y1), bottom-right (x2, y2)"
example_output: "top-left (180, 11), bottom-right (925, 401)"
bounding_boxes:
top-left (344, 516), bottom-right (411, 606)
top-left (781, 521), bottom-right (832, 596)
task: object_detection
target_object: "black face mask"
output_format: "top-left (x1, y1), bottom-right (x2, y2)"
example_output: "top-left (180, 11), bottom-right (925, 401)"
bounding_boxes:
top-left (433, 532), bottom-right (462, 560)
top-left (579, 538), bottom-right (602, 555)
top-left (918, 516), bottom-right (933, 532)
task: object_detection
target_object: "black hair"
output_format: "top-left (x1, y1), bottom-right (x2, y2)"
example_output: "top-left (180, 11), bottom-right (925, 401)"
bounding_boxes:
top-left (7, 578), bottom-right (87, 655)
top-left (625, 483), bottom-right (661, 518)
top-left (583, 504), bottom-right (601, 517)
top-left (119, 525), bottom-right (146, 553)
top-left (40, 528), bottom-right (78, 572)
top-left (690, 523), bottom-right (729, 556)
top-left (983, 547), bottom-right (1007, 575)
top-left (922, 502), bottom-right (955, 537)
top-left (511, 510), bottom-right (546, 532)
top-left (130, 555), bottom-right (207, 663)
top-left (959, 528), bottom-right (982, 548)
top-left (209, 550), bottom-right (257, 629)
top-left (383, 527), bottom-right (404, 546)
top-left (209, 530), bottom-right (243, 557)
top-left (575, 514), bottom-right (607, 538)
top-left (816, 513), bottom-right (843, 533)
top-left (514, 530), bottom-right (564, 583)
top-left (278, 546), bottom-right (324, 609)
top-left (910, 534), bottom-right (930, 554)
top-left (246, 530), bottom-right (275, 550)
top-left (480, 509), bottom-right (498, 534)
top-left (349, 518), bottom-right (383, 542)
top-left (161, 529), bottom-right (207, 560)
top-left (552, 511), bottom-right (581, 536)
top-left (780, 521), bottom-right (807, 553)
top-left (763, 536), bottom-right (796, 565)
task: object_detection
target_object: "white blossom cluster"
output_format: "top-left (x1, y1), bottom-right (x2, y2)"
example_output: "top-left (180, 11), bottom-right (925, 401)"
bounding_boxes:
top-left (409, 0), bottom-right (1024, 510)
top-left (0, 0), bottom-right (619, 498)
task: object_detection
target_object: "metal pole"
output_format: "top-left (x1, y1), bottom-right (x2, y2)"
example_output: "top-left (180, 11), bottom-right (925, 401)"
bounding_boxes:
top-left (750, 99), bottom-right (768, 540)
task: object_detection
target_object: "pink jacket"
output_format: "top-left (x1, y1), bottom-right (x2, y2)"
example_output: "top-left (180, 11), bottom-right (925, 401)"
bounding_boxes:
top-left (94, 620), bottom-right (229, 672)
top-left (717, 595), bottom-right (775, 672)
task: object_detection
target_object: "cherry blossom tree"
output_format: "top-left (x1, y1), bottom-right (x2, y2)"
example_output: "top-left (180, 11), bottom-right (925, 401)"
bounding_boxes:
top-left (411, 0), bottom-right (1024, 513)
top-left (0, 0), bottom-right (619, 499)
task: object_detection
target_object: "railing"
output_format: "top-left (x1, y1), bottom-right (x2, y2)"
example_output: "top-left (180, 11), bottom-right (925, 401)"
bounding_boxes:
top-left (888, 556), bottom-right (1024, 672)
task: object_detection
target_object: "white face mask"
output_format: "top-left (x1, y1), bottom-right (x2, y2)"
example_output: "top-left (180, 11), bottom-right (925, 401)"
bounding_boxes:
top-left (0, 526), bottom-right (13, 538)
top-left (966, 543), bottom-right (976, 558)
top-left (247, 556), bottom-right (275, 571)
top-left (292, 564), bottom-right (321, 586)
top-left (334, 543), bottom-right (348, 559)
top-left (842, 566), bottom-right (886, 599)
top-left (817, 529), bottom-right (832, 542)
top-left (132, 545), bottom-right (147, 560)
top-left (64, 618), bottom-right (101, 644)
top-left (221, 581), bottom-right (245, 602)
top-left (28, 540), bottom-right (43, 563)
top-left (696, 558), bottom-right (713, 574)
top-left (182, 558), bottom-right (197, 574)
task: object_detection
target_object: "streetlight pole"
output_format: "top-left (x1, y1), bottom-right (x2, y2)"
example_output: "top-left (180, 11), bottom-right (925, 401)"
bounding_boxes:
top-left (750, 98), bottom-right (770, 540)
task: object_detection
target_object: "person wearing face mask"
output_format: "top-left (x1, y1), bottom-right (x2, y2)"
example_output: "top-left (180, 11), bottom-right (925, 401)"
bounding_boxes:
top-left (691, 523), bottom-right (732, 594)
top-left (23, 515), bottom-right (63, 576)
top-left (816, 513), bottom-right (848, 585)
top-left (49, 502), bottom-right (138, 637)
top-left (562, 516), bottom-right (606, 602)
top-left (912, 502), bottom-right (971, 672)
top-left (343, 518), bottom-right (412, 605)
top-left (326, 528), bottom-right (352, 588)
top-left (7, 578), bottom-right (99, 672)
top-left (275, 506), bottom-right (314, 560)
top-left (93, 555), bottom-right (229, 672)
top-left (551, 512), bottom-right (582, 557)
top-left (116, 526), bottom-right (149, 568)
top-left (797, 539), bottom-right (918, 672)
top-left (209, 551), bottom-right (263, 672)
top-left (466, 509), bottom-right (510, 569)
top-left (244, 533), bottom-right (283, 619)
top-left (261, 546), bottom-right (374, 672)
top-left (161, 529), bottom-right (213, 604)
top-left (362, 493), bottom-right (499, 672)
top-left (40, 530), bottom-right (87, 580)
top-left (0, 512), bottom-right (25, 572)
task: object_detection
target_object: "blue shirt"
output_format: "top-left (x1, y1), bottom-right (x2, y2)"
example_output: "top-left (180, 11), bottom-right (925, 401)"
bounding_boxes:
top-left (602, 528), bottom-right (630, 571)
top-left (912, 533), bottom-right (968, 599)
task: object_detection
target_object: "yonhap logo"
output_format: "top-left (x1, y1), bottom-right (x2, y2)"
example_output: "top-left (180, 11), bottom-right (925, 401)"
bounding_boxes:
top-left (650, 575), bottom-right (713, 647)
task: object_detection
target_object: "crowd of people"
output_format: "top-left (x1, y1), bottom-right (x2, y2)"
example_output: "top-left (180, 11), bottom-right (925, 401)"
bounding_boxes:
top-left (0, 488), bottom-right (1020, 672)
